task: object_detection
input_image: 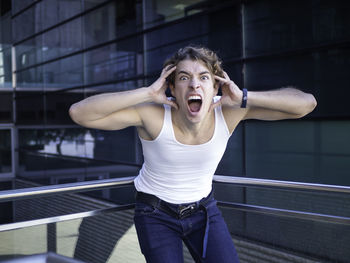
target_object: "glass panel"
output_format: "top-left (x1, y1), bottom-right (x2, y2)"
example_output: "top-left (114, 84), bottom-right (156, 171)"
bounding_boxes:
top-left (0, 5), bottom-right (12, 88)
top-left (84, 39), bottom-right (143, 87)
top-left (145, 15), bottom-right (209, 53)
top-left (0, 224), bottom-right (47, 258)
top-left (90, 127), bottom-right (139, 164)
top-left (12, 4), bottom-right (40, 43)
top-left (207, 5), bottom-right (242, 60)
top-left (216, 114), bottom-right (244, 176)
top-left (16, 64), bottom-right (43, 89)
top-left (0, 92), bottom-right (12, 122)
top-left (143, 0), bottom-right (206, 29)
top-left (245, 46), bottom-right (350, 118)
top-left (245, 120), bottom-right (350, 186)
top-left (16, 91), bottom-right (44, 124)
top-left (84, 0), bottom-right (138, 48)
top-left (2, 191), bottom-right (349, 262)
top-left (0, 209), bottom-right (145, 262)
top-left (145, 4), bottom-right (241, 75)
top-left (0, 47), bottom-right (12, 88)
top-left (15, 36), bottom-right (43, 71)
top-left (17, 127), bottom-right (141, 186)
top-left (0, 129), bottom-right (11, 173)
top-left (41, 0), bottom-right (82, 30)
top-left (220, 204), bottom-right (350, 262)
top-left (43, 53), bottom-right (83, 90)
top-left (244, 0), bottom-right (350, 56)
top-left (83, 2), bottom-right (117, 48)
top-left (214, 183), bottom-right (350, 262)
top-left (44, 91), bottom-right (84, 125)
top-left (42, 18), bottom-right (82, 62)
top-left (0, 181), bottom-right (13, 224)
top-left (11, 0), bottom-right (36, 15)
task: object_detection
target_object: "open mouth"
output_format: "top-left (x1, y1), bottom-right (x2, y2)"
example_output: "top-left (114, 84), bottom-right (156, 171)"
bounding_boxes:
top-left (187, 95), bottom-right (202, 113)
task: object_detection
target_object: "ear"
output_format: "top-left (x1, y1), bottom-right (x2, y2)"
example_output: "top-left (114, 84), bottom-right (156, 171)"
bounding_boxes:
top-left (169, 82), bottom-right (175, 97)
top-left (213, 80), bottom-right (220, 96)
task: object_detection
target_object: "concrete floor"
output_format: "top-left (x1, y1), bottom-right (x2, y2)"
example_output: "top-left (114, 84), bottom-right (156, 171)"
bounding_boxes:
top-left (0, 219), bottom-right (145, 263)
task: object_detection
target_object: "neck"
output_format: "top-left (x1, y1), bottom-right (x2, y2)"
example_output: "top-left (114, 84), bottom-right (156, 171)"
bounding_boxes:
top-left (171, 108), bottom-right (215, 136)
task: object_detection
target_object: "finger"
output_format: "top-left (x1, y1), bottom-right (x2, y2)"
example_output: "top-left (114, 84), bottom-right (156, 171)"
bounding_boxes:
top-left (214, 75), bottom-right (229, 83)
top-left (223, 71), bottom-right (230, 80)
top-left (162, 64), bottom-right (176, 74)
top-left (165, 98), bottom-right (179, 110)
top-left (209, 99), bottom-right (221, 112)
top-left (161, 65), bottom-right (176, 79)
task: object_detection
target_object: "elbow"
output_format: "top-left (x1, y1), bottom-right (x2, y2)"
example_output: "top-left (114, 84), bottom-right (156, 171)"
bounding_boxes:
top-left (299, 94), bottom-right (317, 118)
top-left (309, 95), bottom-right (317, 112)
top-left (69, 104), bottom-right (81, 124)
top-left (306, 94), bottom-right (317, 114)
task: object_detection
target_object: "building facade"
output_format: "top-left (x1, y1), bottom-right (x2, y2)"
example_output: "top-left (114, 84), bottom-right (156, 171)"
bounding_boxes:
top-left (1, 0), bottom-right (350, 262)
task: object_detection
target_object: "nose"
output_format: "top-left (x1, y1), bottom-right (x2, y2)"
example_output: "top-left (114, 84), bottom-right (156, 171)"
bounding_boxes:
top-left (190, 78), bottom-right (200, 89)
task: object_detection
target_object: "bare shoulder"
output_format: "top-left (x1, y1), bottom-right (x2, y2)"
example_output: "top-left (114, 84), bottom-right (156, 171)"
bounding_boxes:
top-left (221, 106), bottom-right (247, 134)
top-left (136, 103), bottom-right (165, 140)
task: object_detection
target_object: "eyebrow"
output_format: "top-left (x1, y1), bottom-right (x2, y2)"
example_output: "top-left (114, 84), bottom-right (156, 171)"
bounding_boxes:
top-left (177, 70), bottom-right (210, 75)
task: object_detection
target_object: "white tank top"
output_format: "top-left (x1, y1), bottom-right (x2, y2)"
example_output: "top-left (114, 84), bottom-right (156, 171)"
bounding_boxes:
top-left (134, 97), bottom-right (231, 204)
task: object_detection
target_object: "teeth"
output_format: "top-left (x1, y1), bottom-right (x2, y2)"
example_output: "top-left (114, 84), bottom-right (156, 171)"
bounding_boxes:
top-left (188, 95), bottom-right (201, 100)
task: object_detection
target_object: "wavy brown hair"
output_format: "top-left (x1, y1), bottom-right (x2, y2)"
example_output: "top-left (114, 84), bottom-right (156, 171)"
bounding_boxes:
top-left (163, 45), bottom-right (224, 85)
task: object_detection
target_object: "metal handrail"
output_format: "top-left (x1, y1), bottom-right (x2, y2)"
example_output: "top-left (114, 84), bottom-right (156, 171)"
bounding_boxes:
top-left (1, 176), bottom-right (350, 232)
top-left (1, 200), bottom-right (349, 232)
top-left (0, 204), bottom-right (135, 232)
top-left (0, 176), bottom-right (135, 202)
top-left (213, 175), bottom-right (350, 194)
top-left (1, 175), bottom-right (350, 203)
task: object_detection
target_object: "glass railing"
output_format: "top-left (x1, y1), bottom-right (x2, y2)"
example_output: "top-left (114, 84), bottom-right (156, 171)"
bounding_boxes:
top-left (1, 175), bottom-right (350, 262)
top-left (0, 207), bottom-right (143, 263)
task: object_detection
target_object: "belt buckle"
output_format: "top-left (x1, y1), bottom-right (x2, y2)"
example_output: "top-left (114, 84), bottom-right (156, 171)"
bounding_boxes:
top-left (178, 204), bottom-right (196, 219)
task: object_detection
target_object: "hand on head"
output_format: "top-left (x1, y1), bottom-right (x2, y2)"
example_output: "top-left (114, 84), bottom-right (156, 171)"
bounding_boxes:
top-left (210, 71), bottom-right (243, 111)
top-left (148, 64), bottom-right (178, 109)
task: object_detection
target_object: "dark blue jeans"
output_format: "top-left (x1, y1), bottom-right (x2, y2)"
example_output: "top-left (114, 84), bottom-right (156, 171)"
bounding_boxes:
top-left (134, 197), bottom-right (240, 263)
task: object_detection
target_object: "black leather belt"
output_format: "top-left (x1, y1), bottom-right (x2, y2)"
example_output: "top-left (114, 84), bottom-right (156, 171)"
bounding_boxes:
top-left (135, 191), bottom-right (213, 219)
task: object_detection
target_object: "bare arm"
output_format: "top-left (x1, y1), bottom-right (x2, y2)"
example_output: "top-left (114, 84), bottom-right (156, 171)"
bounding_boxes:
top-left (243, 87), bottom-right (317, 120)
top-left (212, 72), bottom-right (317, 129)
top-left (69, 65), bottom-right (177, 130)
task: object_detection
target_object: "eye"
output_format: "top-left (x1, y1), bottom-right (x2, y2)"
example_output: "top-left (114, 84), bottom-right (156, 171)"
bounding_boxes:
top-left (179, 75), bottom-right (188, 81)
top-left (201, 75), bottom-right (210, 80)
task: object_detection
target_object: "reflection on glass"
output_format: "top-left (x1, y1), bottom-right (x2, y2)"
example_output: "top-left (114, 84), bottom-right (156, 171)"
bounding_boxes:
top-left (12, 0), bottom-right (36, 15)
top-left (43, 54), bottom-right (83, 89)
top-left (16, 36), bottom-right (43, 71)
top-left (84, 0), bottom-right (138, 48)
top-left (42, 18), bottom-right (82, 62)
top-left (41, 0), bottom-right (82, 30)
top-left (84, 3), bottom-right (117, 48)
top-left (12, 6), bottom-right (36, 43)
top-left (16, 66), bottom-right (43, 88)
top-left (143, 0), bottom-right (205, 28)
top-left (0, 129), bottom-right (11, 173)
top-left (0, 46), bottom-right (12, 88)
top-left (84, 39), bottom-right (142, 86)
top-left (38, 130), bottom-right (94, 158)
top-left (19, 128), bottom-right (89, 158)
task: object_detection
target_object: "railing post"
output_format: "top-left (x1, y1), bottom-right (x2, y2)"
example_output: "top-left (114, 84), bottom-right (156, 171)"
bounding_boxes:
top-left (47, 222), bottom-right (57, 253)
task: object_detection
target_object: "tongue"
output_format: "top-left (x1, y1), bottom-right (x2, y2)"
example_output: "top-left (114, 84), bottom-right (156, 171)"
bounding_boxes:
top-left (189, 101), bottom-right (201, 112)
